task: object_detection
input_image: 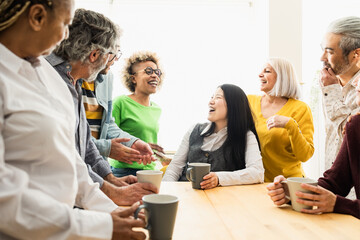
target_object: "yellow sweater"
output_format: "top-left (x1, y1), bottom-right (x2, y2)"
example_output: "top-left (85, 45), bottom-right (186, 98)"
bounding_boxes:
top-left (248, 95), bottom-right (314, 182)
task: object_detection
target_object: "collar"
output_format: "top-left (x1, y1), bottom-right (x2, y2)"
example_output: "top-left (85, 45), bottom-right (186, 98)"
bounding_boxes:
top-left (200, 122), bottom-right (228, 135)
top-left (0, 43), bottom-right (38, 73)
top-left (348, 69), bottom-right (360, 88)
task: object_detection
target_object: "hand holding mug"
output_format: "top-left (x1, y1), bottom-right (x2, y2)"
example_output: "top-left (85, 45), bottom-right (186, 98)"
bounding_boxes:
top-left (200, 172), bottom-right (219, 190)
top-left (267, 175), bottom-right (289, 206)
top-left (111, 203), bottom-right (146, 240)
top-left (295, 184), bottom-right (336, 214)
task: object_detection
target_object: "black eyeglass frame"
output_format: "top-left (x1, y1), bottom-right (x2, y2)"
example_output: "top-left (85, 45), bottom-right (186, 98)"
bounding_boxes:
top-left (133, 66), bottom-right (162, 77)
top-left (108, 50), bottom-right (122, 62)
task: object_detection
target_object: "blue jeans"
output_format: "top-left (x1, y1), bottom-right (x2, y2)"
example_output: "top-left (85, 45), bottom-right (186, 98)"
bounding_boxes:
top-left (111, 166), bottom-right (139, 177)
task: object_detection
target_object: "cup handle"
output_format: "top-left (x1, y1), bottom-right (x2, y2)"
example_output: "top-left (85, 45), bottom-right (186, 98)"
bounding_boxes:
top-left (280, 180), bottom-right (291, 201)
top-left (186, 167), bottom-right (193, 182)
top-left (134, 205), bottom-right (149, 229)
top-left (134, 205), bottom-right (146, 219)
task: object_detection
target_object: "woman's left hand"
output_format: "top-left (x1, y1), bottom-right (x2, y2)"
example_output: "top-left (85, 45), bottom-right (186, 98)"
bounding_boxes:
top-left (200, 172), bottom-right (219, 190)
top-left (266, 115), bottom-right (290, 130)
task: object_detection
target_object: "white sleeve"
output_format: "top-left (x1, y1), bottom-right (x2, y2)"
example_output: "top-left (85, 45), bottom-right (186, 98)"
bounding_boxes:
top-left (0, 118), bottom-right (113, 240)
top-left (162, 125), bottom-right (195, 181)
top-left (217, 131), bottom-right (264, 186)
top-left (74, 151), bottom-right (118, 212)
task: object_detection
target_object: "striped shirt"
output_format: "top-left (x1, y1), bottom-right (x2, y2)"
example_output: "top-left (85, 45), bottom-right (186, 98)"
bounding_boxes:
top-left (82, 81), bottom-right (103, 139)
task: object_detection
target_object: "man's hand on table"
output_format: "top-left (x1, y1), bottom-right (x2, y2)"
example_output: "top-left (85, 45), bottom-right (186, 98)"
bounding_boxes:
top-left (111, 202), bottom-right (146, 240)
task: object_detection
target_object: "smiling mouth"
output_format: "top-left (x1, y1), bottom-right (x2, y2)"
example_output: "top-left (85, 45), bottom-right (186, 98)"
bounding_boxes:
top-left (261, 80), bottom-right (268, 84)
top-left (148, 80), bottom-right (158, 87)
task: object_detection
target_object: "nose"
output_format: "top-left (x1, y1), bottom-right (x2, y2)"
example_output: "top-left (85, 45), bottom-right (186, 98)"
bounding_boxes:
top-left (320, 50), bottom-right (327, 62)
top-left (209, 98), bottom-right (214, 105)
top-left (258, 71), bottom-right (264, 78)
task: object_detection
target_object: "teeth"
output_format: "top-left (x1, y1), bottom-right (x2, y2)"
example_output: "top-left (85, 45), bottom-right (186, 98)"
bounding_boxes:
top-left (148, 81), bottom-right (158, 86)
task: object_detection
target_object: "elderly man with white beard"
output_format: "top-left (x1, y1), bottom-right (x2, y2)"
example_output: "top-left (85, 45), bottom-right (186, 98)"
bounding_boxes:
top-left (46, 8), bottom-right (157, 206)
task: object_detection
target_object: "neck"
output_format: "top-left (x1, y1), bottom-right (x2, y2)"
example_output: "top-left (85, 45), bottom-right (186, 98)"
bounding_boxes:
top-left (214, 120), bottom-right (227, 133)
top-left (129, 92), bottom-right (151, 106)
top-left (69, 61), bottom-right (88, 85)
top-left (0, 20), bottom-right (36, 58)
top-left (262, 94), bottom-right (287, 103)
top-left (338, 66), bottom-right (360, 86)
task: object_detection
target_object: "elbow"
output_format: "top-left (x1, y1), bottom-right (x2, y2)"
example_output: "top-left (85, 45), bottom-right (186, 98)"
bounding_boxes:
top-left (302, 144), bottom-right (315, 162)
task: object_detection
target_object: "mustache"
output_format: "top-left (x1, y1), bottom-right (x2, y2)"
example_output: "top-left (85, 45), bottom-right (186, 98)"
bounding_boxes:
top-left (323, 62), bottom-right (332, 69)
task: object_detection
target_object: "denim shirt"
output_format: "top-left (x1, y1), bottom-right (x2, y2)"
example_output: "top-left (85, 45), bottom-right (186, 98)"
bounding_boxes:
top-left (46, 53), bottom-right (112, 186)
top-left (79, 72), bottom-right (138, 158)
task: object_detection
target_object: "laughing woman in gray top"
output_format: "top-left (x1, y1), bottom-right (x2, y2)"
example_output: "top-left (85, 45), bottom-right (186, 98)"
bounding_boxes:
top-left (163, 84), bottom-right (264, 189)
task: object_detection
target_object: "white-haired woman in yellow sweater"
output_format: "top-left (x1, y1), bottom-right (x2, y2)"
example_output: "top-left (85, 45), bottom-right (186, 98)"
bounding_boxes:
top-left (248, 57), bottom-right (314, 182)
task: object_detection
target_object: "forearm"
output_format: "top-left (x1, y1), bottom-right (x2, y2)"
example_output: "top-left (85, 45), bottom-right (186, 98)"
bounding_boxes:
top-left (85, 140), bottom-right (112, 179)
top-left (217, 165), bottom-right (264, 186)
top-left (333, 196), bottom-right (360, 219)
top-left (75, 154), bottom-right (118, 212)
top-left (286, 118), bottom-right (314, 162)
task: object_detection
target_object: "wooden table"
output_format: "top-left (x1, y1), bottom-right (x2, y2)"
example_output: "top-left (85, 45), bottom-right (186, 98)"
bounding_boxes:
top-left (153, 182), bottom-right (360, 240)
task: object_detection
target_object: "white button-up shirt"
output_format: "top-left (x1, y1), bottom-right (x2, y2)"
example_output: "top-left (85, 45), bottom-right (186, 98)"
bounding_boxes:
top-left (163, 123), bottom-right (264, 185)
top-left (321, 70), bottom-right (360, 170)
top-left (0, 44), bottom-right (117, 239)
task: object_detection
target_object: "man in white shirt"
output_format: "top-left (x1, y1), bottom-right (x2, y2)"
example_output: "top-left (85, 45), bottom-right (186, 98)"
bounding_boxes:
top-left (0, 0), bottom-right (145, 239)
top-left (320, 16), bottom-right (360, 171)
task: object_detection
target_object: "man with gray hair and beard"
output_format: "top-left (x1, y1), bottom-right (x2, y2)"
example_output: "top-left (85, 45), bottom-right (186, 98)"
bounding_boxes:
top-left (46, 8), bottom-right (157, 206)
top-left (320, 16), bottom-right (360, 198)
top-left (320, 16), bottom-right (360, 170)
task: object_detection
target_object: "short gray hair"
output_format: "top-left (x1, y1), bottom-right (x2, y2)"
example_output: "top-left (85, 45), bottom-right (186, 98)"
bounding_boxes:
top-left (54, 8), bottom-right (120, 62)
top-left (267, 57), bottom-right (301, 99)
top-left (327, 16), bottom-right (360, 56)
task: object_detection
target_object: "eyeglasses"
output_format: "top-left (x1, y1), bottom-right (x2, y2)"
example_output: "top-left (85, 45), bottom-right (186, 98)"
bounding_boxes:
top-left (108, 50), bottom-right (122, 62)
top-left (134, 66), bottom-right (162, 77)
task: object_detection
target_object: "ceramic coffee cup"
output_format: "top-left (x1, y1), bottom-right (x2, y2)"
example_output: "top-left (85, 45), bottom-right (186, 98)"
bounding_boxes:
top-left (134, 194), bottom-right (179, 240)
top-left (186, 163), bottom-right (211, 189)
top-left (281, 177), bottom-right (318, 212)
top-left (137, 170), bottom-right (163, 190)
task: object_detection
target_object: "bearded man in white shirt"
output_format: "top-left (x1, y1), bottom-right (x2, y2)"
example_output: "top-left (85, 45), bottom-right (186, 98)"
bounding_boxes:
top-left (46, 8), bottom-right (158, 206)
top-left (320, 16), bottom-right (360, 171)
top-left (0, 0), bottom-right (145, 239)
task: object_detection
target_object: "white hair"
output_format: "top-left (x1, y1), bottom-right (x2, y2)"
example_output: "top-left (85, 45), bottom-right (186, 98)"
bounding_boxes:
top-left (267, 57), bottom-right (301, 99)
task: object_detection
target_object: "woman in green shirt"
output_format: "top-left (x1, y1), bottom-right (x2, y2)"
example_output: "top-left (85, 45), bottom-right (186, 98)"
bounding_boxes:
top-left (111, 51), bottom-right (165, 177)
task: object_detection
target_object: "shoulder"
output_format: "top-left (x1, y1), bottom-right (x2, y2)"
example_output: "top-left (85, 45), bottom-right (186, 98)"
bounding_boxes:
top-left (247, 95), bottom-right (261, 102)
top-left (150, 101), bottom-right (161, 109)
top-left (113, 95), bottom-right (128, 104)
top-left (288, 99), bottom-right (311, 113)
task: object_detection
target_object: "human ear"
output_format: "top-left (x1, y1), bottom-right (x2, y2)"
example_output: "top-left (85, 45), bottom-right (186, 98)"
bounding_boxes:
top-left (89, 49), bottom-right (101, 63)
top-left (28, 4), bottom-right (47, 31)
top-left (353, 48), bottom-right (360, 58)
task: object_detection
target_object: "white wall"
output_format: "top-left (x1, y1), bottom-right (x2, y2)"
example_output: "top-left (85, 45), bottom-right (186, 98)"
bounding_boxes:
top-left (75, 0), bottom-right (269, 151)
